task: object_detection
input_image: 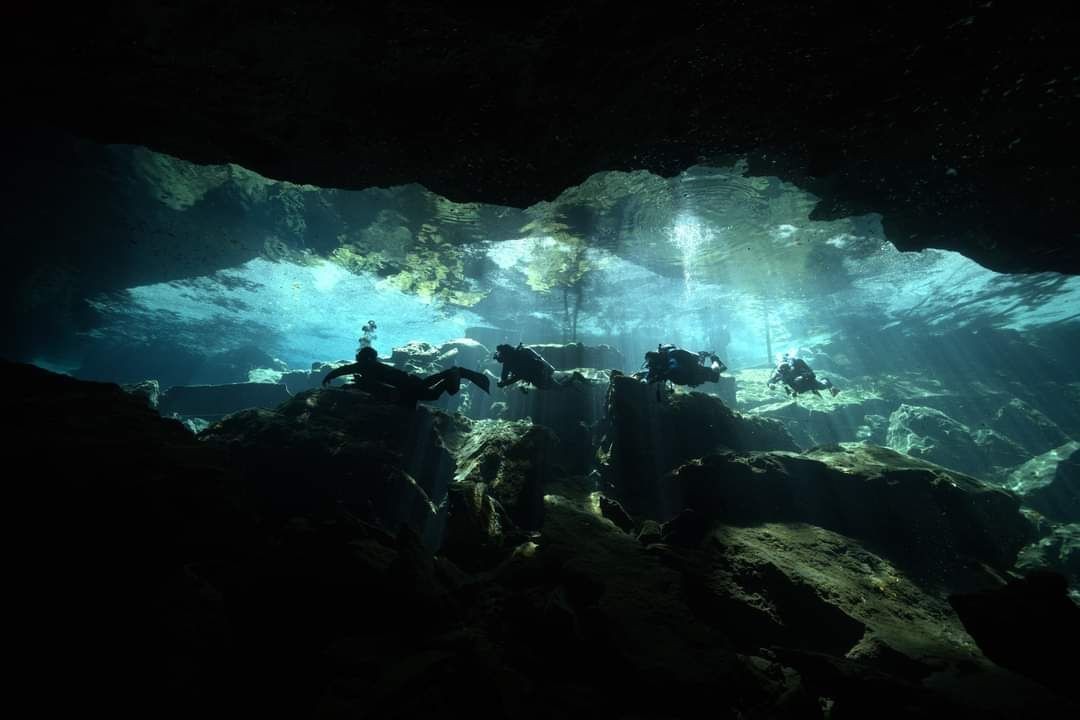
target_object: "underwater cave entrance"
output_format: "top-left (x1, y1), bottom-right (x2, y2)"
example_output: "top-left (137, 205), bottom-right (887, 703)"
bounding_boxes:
top-left (8, 135), bottom-right (1079, 397)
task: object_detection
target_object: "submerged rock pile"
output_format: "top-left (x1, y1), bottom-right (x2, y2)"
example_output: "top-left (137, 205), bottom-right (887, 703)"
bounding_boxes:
top-left (10, 358), bottom-right (1078, 718)
top-left (599, 373), bottom-right (799, 516)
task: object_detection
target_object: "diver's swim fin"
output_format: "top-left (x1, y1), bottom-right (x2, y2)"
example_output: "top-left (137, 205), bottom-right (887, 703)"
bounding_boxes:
top-left (460, 368), bottom-right (490, 393)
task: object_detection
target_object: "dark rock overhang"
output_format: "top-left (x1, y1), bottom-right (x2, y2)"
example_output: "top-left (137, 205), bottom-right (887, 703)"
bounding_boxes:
top-left (4, 1), bottom-right (1079, 275)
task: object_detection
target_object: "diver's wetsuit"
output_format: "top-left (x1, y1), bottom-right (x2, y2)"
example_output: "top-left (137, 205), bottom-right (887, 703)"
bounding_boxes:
top-left (768, 357), bottom-right (837, 397)
top-left (639, 344), bottom-right (726, 387)
top-left (323, 353), bottom-right (489, 406)
top-left (494, 343), bottom-right (584, 390)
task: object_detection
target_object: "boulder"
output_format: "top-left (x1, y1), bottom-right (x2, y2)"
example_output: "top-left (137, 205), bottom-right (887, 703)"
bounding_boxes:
top-left (159, 382), bottom-right (292, 420)
top-left (500, 372), bottom-right (608, 473)
top-left (949, 571), bottom-right (1080, 702)
top-left (737, 370), bottom-right (1055, 472)
top-left (712, 373), bottom-right (737, 407)
top-left (78, 343), bottom-right (289, 389)
top-left (972, 428), bottom-right (1029, 472)
top-left (733, 367), bottom-right (852, 411)
top-left (856, 413), bottom-right (889, 444)
top-left (874, 381), bottom-right (1009, 433)
top-left (637, 519), bottom-right (663, 545)
top-left (181, 417), bottom-right (211, 434)
top-left (121, 379), bottom-right (159, 409)
top-left (388, 340), bottom-right (442, 375)
top-left (185, 345), bottom-right (288, 385)
top-left (668, 444), bottom-right (1036, 585)
top-left (599, 373), bottom-right (799, 517)
top-left (390, 338), bottom-right (492, 376)
top-left (440, 480), bottom-right (514, 570)
top-left (768, 646), bottom-right (1065, 719)
top-left (1016, 381), bottom-right (1080, 443)
top-left (430, 411), bottom-right (476, 455)
top-left (281, 363), bottom-right (335, 393)
top-left (386, 525), bottom-right (460, 625)
top-left (434, 338), bottom-right (491, 371)
top-left (6, 361), bottom-right (264, 713)
top-left (992, 398), bottom-right (1069, 456)
top-left (1015, 523), bottom-right (1080, 588)
top-left (388, 339), bottom-right (496, 417)
top-left (598, 494), bottom-right (634, 533)
top-left (12, 359), bottom-right (1074, 718)
top-left (200, 388), bottom-right (452, 547)
top-left (886, 403), bottom-right (990, 477)
top-left (680, 523), bottom-right (977, 668)
top-left (246, 367), bottom-right (285, 384)
top-left (751, 394), bottom-right (895, 450)
top-left (660, 508), bottom-right (713, 547)
top-left (453, 419), bottom-right (559, 530)
top-left (1005, 441), bottom-right (1080, 521)
top-left (486, 493), bottom-right (1061, 716)
top-left (489, 494), bottom-right (780, 715)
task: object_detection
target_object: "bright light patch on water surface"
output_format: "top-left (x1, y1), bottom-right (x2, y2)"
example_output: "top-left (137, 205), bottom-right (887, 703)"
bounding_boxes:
top-left (88, 257), bottom-right (485, 367)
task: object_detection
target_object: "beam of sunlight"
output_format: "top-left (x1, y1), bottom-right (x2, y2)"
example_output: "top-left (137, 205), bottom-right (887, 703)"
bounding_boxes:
top-left (669, 213), bottom-right (714, 295)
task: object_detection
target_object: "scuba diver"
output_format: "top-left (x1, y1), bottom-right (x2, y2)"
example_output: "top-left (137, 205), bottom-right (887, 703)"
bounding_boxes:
top-left (634, 343), bottom-right (727, 399)
top-left (768, 352), bottom-right (839, 398)
top-left (322, 346), bottom-right (490, 406)
top-left (493, 343), bottom-right (586, 392)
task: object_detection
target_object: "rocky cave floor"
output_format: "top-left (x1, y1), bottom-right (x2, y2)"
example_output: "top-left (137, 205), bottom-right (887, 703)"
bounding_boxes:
top-left (12, 340), bottom-right (1079, 718)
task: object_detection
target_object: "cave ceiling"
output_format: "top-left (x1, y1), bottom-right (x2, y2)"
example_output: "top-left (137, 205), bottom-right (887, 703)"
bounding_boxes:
top-left (4, 1), bottom-right (1079, 277)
